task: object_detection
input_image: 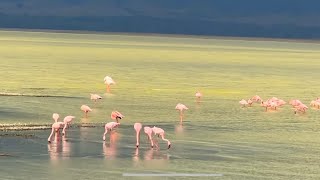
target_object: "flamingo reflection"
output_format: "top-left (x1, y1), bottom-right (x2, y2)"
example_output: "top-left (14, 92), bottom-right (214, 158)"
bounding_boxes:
top-left (47, 133), bottom-right (61, 162)
top-left (103, 131), bottom-right (119, 159)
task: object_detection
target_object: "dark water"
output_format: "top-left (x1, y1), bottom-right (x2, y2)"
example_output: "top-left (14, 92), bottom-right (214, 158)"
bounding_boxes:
top-left (0, 125), bottom-right (231, 180)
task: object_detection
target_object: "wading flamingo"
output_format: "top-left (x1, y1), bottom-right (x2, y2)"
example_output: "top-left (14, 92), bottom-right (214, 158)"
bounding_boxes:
top-left (90, 94), bottom-right (102, 103)
top-left (48, 121), bottom-right (64, 143)
top-left (289, 99), bottom-right (302, 107)
top-left (239, 99), bottom-right (248, 107)
top-left (104, 76), bottom-right (115, 93)
top-left (134, 123), bottom-right (142, 148)
top-left (294, 104), bottom-right (308, 114)
top-left (103, 122), bottom-right (120, 141)
top-left (80, 105), bottom-right (92, 118)
top-left (152, 126), bottom-right (171, 149)
top-left (251, 95), bottom-right (262, 102)
top-left (52, 113), bottom-right (59, 123)
top-left (62, 116), bottom-right (75, 136)
top-left (195, 92), bottom-right (202, 103)
top-left (111, 111), bottom-right (124, 123)
top-left (144, 126), bottom-right (154, 148)
top-left (175, 103), bottom-right (188, 124)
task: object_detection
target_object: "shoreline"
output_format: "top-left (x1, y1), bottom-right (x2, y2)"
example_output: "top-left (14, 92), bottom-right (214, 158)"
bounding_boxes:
top-left (1, 28), bottom-right (320, 45)
top-left (0, 123), bottom-right (101, 131)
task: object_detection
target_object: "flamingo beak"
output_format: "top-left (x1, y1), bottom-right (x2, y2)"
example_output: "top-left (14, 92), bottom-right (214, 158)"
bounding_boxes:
top-left (168, 144), bottom-right (171, 149)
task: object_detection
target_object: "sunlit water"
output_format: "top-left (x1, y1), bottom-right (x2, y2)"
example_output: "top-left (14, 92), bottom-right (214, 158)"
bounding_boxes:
top-left (1, 30), bottom-right (320, 179)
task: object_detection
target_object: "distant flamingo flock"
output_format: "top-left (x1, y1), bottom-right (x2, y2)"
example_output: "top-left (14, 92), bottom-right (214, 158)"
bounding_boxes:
top-left (48, 75), bottom-right (202, 150)
top-left (239, 95), bottom-right (319, 114)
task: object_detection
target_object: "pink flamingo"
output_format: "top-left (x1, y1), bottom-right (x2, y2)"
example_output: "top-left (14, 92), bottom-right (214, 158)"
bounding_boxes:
top-left (239, 99), bottom-right (248, 107)
top-left (251, 95), bottom-right (262, 102)
top-left (104, 76), bottom-right (115, 93)
top-left (195, 92), bottom-right (202, 103)
top-left (175, 103), bottom-right (188, 124)
top-left (52, 113), bottom-right (59, 123)
top-left (144, 126), bottom-right (154, 148)
top-left (111, 111), bottom-right (124, 123)
top-left (247, 99), bottom-right (253, 106)
top-left (294, 104), bottom-right (308, 114)
top-left (62, 116), bottom-right (75, 136)
top-left (134, 123), bottom-right (142, 148)
top-left (48, 121), bottom-right (64, 143)
top-left (90, 94), bottom-right (102, 103)
top-left (80, 105), bottom-right (92, 118)
top-left (103, 122), bottom-right (120, 141)
top-left (289, 99), bottom-right (302, 107)
top-left (310, 99), bottom-right (320, 109)
top-left (152, 126), bottom-right (171, 149)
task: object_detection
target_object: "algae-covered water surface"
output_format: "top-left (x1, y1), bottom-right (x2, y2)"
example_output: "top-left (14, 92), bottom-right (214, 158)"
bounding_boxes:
top-left (1, 30), bottom-right (320, 179)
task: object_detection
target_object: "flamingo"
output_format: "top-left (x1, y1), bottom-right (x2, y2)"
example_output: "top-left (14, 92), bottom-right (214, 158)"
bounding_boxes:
top-left (134, 123), bottom-right (142, 148)
top-left (239, 99), bottom-right (248, 107)
top-left (103, 122), bottom-right (120, 141)
top-left (195, 92), bottom-right (202, 103)
top-left (52, 113), bottom-right (59, 123)
top-left (80, 105), bottom-right (92, 118)
top-left (247, 99), bottom-right (253, 106)
top-left (104, 76), bottom-right (115, 93)
top-left (111, 111), bottom-right (124, 123)
top-left (294, 104), bottom-right (308, 114)
top-left (90, 94), bottom-right (102, 103)
top-left (289, 99), bottom-right (302, 107)
top-left (151, 126), bottom-right (171, 149)
top-left (175, 103), bottom-right (188, 124)
top-left (144, 126), bottom-right (154, 148)
top-left (48, 121), bottom-right (64, 143)
top-left (251, 95), bottom-right (262, 102)
top-left (62, 116), bottom-right (75, 136)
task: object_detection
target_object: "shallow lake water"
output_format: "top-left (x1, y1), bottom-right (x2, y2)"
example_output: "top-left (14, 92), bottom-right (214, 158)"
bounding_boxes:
top-left (1, 30), bottom-right (320, 179)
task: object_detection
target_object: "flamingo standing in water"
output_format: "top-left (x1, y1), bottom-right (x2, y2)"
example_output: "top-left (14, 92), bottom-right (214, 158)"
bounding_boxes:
top-left (62, 116), bottom-right (75, 136)
top-left (104, 76), bottom-right (115, 93)
top-left (294, 103), bottom-right (308, 114)
top-left (144, 126), bottom-right (154, 148)
top-left (52, 113), bottom-right (59, 123)
top-left (134, 123), bottom-right (142, 148)
top-left (239, 99), bottom-right (248, 107)
top-left (48, 121), bottom-right (64, 143)
top-left (90, 94), bottom-right (102, 103)
top-left (111, 111), bottom-right (124, 123)
top-left (195, 92), bottom-right (202, 103)
top-left (152, 126), bottom-right (171, 149)
top-left (80, 105), bottom-right (92, 118)
top-left (103, 122), bottom-right (120, 141)
top-left (175, 103), bottom-right (188, 124)
top-left (251, 95), bottom-right (262, 102)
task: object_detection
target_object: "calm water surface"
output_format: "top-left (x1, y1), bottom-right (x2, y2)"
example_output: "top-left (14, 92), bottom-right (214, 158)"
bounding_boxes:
top-left (1, 31), bottom-right (320, 179)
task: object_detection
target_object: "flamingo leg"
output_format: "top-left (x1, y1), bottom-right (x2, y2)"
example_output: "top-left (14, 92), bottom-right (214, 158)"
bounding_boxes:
top-left (103, 129), bottom-right (108, 141)
top-left (179, 111), bottom-right (183, 124)
top-left (106, 85), bottom-right (110, 93)
top-left (48, 128), bottom-right (55, 143)
top-left (136, 131), bottom-right (140, 148)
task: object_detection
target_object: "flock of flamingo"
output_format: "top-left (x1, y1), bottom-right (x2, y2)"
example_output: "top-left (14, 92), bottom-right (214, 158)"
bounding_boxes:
top-left (47, 76), bottom-right (203, 150)
top-left (239, 95), bottom-right (320, 114)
